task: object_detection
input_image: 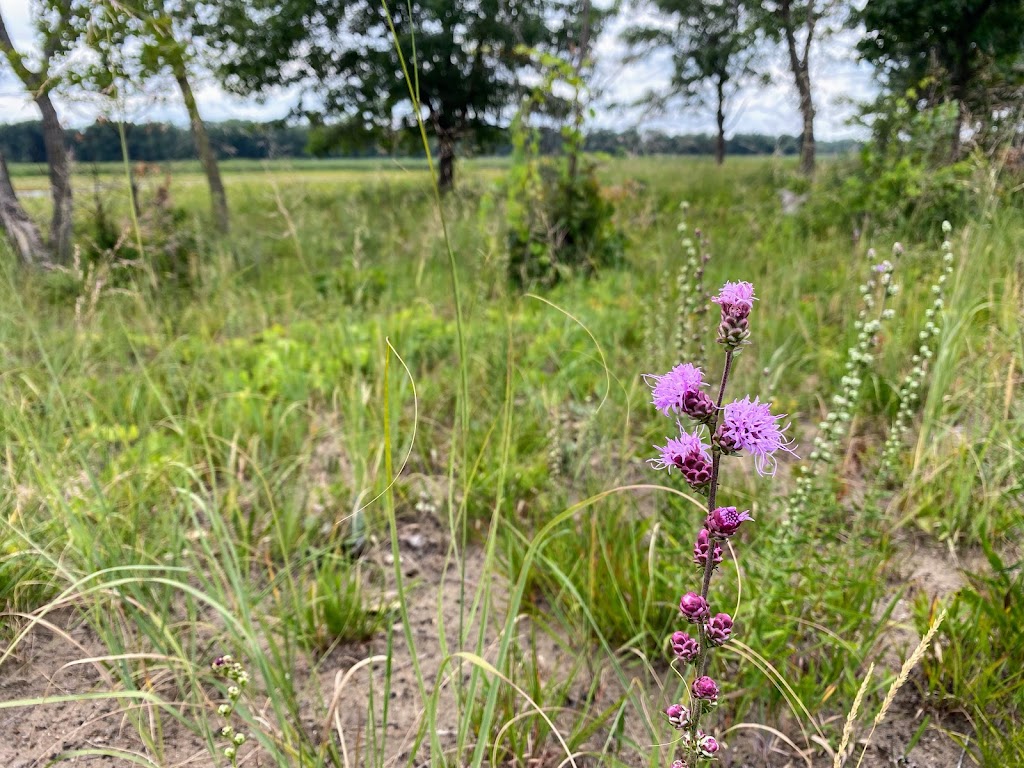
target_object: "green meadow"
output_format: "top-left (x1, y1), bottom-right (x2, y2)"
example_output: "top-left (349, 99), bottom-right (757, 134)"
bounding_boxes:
top-left (1, 155), bottom-right (1021, 766)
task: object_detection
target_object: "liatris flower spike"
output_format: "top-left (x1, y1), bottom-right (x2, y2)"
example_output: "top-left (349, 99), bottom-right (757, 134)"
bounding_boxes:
top-left (647, 279), bottom-right (795, 764)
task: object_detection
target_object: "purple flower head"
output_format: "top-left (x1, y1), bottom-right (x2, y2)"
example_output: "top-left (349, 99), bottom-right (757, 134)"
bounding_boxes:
top-left (670, 630), bottom-right (700, 663)
top-left (645, 364), bottom-right (715, 421)
top-left (697, 732), bottom-right (721, 758)
top-left (679, 592), bottom-right (710, 623)
top-left (693, 529), bottom-right (724, 569)
top-left (691, 675), bottom-right (719, 703)
top-left (651, 429), bottom-right (713, 489)
top-left (716, 396), bottom-right (798, 476)
top-left (211, 655), bottom-right (232, 670)
top-left (873, 260), bottom-right (893, 274)
top-left (712, 281), bottom-right (756, 320)
top-left (705, 613), bottom-right (733, 646)
top-left (670, 761), bottom-right (689, 768)
top-left (665, 703), bottom-right (692, 730)
top-left (705, 506), bottom-right (754, 539)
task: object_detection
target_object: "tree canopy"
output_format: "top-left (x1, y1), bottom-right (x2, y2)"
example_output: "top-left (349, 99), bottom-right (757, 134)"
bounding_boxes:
top-left (201, 0), bottom-right (589, 190)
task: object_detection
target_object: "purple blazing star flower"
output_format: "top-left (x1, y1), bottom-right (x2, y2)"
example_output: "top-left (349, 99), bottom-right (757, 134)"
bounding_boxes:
top-left (651, 429), bottom-right (713, 489)
top-left (693, 529), bottom-right (724, 569)
top-left (712, 281), bottom-right (756, 320)
top-left (645, 363), bottom-right (715, 421)
top-left (679, 592), bottom-right (710, 623)
top-left (716, 396), bottom-right (797, 476)
top-left (670, 630), bottom-right (700, 663)
top-left (691, 676), bottom-right (719, 703)
top-left (705, 613), bottom-right (733, 646)
top-left (705, 506), bottom-right (754, 539)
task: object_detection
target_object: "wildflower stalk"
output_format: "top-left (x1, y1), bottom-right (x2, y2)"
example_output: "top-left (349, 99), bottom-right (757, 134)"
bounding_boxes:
top-left (648, 282), bottom-right (795, 766)
top-left (878, 223), bottom-right (955, 483)
top-left (786, 244), bottom-right (901, 522)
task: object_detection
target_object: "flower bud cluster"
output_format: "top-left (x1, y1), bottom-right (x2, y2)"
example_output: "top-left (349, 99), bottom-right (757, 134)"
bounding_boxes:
top-left (211, 655), bottom-right (251, 765)
top-left (786, 243), bottom-right (902, 521)
top-left (879, 223), bottom-right (956, 481)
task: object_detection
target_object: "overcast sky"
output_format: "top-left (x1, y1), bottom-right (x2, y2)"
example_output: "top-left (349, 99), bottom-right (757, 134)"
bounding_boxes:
top-left (0, 0), bottom-right (877, 139)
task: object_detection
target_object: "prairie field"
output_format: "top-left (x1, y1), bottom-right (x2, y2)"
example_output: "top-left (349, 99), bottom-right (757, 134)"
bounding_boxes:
top-left (0, 155), bottom-right (1022, 768)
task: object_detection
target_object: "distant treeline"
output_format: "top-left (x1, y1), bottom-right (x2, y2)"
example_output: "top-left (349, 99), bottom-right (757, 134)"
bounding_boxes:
top-left (0, 119), bottom-right (859, 164)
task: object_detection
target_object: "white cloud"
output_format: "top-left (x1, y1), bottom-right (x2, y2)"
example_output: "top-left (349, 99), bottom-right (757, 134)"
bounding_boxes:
top-left (0, 0), bottom-right (877, 139)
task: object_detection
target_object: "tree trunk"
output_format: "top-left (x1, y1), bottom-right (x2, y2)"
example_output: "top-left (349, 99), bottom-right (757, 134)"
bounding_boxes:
top-left (173, 61), bottom-right (229, 234)
top-left (0, 153), bottom-right (49, 266)
top-left (36, 91), bottom-right (74, 262)
top-left (0, 10), bottom-right (74, 263)
top-left (715, 77), bottom-right (726, 166)
top-left (796, 69), bottom-right (816, 175)
top-left (778, 0), bottom-right (816, 176)
top-left (438, 134), bottom-right (456, 194)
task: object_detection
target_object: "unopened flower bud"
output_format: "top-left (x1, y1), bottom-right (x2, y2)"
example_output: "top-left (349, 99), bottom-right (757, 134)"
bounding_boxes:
top-left (691, 675), bottom-right (719, 703)
top-left (670, 631), bottom-right (700, 663)
top-left (693, 529), bottom-right (723, 568)
top-left (679, 592), bottom-right (710, 623)
top-left (705, 613), bottom-right (733, 646)
top-left (697, 731), bottom-right (721, 758)
top-left (665, 703), bottom-right (692, 730)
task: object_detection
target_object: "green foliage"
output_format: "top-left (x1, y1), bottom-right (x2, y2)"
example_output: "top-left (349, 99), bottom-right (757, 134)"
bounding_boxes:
top-left (201, 0), bottom-right (592, 189)
top-left (505, 52), bottom-right (624, 289)
top-left (0, 155), bottom-right (1022, 764)
top-left (809, 92), bottom-right (981, 233)
top-left (295, 555), bottom-right (385, 651)
top-left (857, 0), bottom-right (1024, 143)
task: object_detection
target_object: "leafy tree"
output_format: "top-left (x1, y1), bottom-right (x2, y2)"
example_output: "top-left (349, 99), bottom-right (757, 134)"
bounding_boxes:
top-left (857, 0), bottom-right (1024, 156)
top-left (75, 1), bottom-right (231, 233)
top-left (0, 3), bottom-right (79, 263)
top-left (624, 0), bottom-right (763, 165)
top-left (203, 0), bottom-right (585, 192)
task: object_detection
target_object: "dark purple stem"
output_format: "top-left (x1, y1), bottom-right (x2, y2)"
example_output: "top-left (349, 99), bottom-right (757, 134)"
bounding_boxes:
top-left (687, 348), bottom-right (734, 750)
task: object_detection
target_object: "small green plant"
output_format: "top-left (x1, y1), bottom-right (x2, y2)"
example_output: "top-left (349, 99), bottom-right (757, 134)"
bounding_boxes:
top-left (505, 49), bottom-right (623, 289)
top-left (210, 655), bottom-right (255, 766)
top-left (296, 554), bottom-right (385, 651)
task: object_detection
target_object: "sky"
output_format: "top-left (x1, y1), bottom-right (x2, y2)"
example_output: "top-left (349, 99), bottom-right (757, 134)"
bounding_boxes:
top-left (0, 0), bottom-right (877, 140)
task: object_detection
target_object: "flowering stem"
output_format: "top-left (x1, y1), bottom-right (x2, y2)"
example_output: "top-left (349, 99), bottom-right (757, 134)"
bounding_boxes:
top-left (687, 348), bottom-right (734, 751)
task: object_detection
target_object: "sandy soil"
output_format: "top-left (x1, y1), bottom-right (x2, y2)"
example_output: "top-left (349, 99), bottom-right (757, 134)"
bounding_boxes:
top-left (0, 514), bottom-right (979, 767)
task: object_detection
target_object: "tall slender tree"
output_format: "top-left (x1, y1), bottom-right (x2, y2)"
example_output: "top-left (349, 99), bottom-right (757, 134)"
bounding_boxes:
top-left (624, 0), bottom-right (762, 166)
top-left (80, 1), bottom-right (230, 233)
top-left (756, 0), bottom-right (841, 175)
top-left (0, 5), bottom-right (77, 263)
